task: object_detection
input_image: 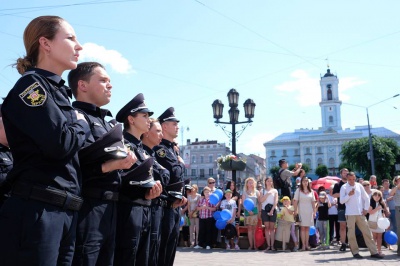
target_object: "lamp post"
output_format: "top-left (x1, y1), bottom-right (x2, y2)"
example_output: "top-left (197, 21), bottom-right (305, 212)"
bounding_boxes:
top-left (212, 88), bottom-right (256, 183)
top-left (346, 93), bottom-right (399, 175)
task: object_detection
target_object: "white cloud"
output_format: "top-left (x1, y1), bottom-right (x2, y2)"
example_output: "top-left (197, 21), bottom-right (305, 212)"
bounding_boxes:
top-left (79, 43), bottom-right (134, 74)
top-left (275, 69), bottom-right (366, 107)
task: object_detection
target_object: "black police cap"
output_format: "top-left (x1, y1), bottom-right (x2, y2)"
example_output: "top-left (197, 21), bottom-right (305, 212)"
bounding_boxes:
top-left (79, 124), bottom-right (127, 164)
top-left (116, 93), bottom-right (154, 123)
top-left (165, 180), bottom-right (184, 199)
top-left (158, 107), bottom-right (180, 124)
top-left (121, 157), bottom-right (157, 188)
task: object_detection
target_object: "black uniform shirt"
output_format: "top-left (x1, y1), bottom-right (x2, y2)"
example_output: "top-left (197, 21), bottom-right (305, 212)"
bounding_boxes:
top-left (154, 139), bottom-right (184, 189)
top-left (144, 144), bottom-right (170, 200)
top-left (72, 101), bottom-right (120, 192)
top-left (1, 68), bottom-right (90, 195)
top-left (333, 180), bottom-right (346, 210)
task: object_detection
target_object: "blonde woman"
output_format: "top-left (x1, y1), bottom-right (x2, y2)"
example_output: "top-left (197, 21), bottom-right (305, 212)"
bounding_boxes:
top-left (188, 184), bottom-right (201, 247)
top-left (242, 177), bottom-right (260, 250)
top-left (259, 176), bottom-right (279, 251)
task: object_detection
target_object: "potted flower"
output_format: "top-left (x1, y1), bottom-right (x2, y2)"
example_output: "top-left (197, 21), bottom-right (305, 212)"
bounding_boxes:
top-left (217, 154), bottom-right (246, 171)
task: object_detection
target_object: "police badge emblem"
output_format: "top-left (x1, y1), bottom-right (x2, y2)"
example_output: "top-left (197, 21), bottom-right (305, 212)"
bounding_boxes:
top-left (19, 82), bottom-right (47, 107)
top-left (156, 148), bottom-right (166, 158)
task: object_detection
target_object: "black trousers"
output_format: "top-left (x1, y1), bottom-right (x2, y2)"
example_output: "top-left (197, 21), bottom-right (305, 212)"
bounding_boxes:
top-left (149, 204), bottom-right (163, 266)
top-left (328, 214), bottom-right (340, 242)
top-left (281, 186), bottom-right (292, 200)
top-left (115, 203), bottom-right (151, 266)
top-left (198, 217), bottom-right (215, 248)
top-left (72, 199), bottom-right (117, 266)
top-left (0, 196), bottom-right (77, 266)
top-left (158, 207), bottom-right (180, 266)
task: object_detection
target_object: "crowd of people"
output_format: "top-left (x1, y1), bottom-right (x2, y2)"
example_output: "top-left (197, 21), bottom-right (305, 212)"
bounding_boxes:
top-left (0, 15), bottom-right (399, 266)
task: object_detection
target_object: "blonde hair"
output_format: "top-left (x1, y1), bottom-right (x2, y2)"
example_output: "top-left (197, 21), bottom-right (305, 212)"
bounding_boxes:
top-left (15, 16), bottom-right (64, 74)
top-left (191, 184), bottom-right (198, 192)
top-left (203, 186), bottom-right (211, 192)
top-left (207, 177), bottom-right (215, 184)
top-left (244, 177), bottom-right (256, 195)
top-left (393, 175), bottom-right (400, 186)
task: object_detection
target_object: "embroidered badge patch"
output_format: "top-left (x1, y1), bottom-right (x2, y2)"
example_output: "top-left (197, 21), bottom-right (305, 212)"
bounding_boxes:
top-left (156, 148), bottom-right (166, 158)
top-left (19, 82), bottom-right (47, 107)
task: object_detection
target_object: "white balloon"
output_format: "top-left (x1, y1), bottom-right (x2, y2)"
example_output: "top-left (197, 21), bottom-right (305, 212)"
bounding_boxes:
top-left (377, 217), bottom-right (390, 230)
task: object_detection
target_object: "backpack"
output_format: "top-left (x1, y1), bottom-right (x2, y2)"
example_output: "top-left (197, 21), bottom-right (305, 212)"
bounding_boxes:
top-left (273, 169), bottom-right (285, 189)
top-left (224, 223), bottom-right (237, 239)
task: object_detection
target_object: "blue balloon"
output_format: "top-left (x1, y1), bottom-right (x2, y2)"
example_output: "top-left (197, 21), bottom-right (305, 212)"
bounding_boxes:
top-left (213, 211), bottom-right (221, 220)
top-left (384, 230), bottom-right (398, 245)
top-left (209, 193), bottom-right (220, 205)
top-left (243, 198), bottom-right (255, 211)
top-left (180, 216), bottom-right (185, 227)
top-left (214, 189), bottom-right (223, 200)
top-left (309, 226), bottom-right (316, 236)
top-left (220, 209), bottom-right (232, 221)
top-left (215, 219), bottom-right (227, 230)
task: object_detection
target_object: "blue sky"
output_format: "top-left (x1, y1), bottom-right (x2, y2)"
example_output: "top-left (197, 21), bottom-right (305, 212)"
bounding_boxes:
top-left (1, 0), bottom-right (400, 157)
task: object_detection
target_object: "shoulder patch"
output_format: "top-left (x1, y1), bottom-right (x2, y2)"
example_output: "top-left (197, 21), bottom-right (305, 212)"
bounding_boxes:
top-left (19, 82), bottom-right (47, 107)
top-left (156, 148), bottom-right (166, 158)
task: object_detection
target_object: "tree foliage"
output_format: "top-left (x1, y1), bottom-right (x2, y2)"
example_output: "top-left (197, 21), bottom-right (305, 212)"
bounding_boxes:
top-left (315, 164), bottom-right (328, 178)
top-left (340, 136), bottom-right (400, 181)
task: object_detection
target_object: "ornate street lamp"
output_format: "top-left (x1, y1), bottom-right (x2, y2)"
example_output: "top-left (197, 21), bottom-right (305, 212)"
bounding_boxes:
top-left (212, 88), bottom-right (256, 183)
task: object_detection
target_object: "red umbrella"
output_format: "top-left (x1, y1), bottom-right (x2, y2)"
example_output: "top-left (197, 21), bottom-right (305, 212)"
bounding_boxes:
top-left (311, 178), bottom-right (338, 190)
top-left (324, 176), bottom-right (341, 182)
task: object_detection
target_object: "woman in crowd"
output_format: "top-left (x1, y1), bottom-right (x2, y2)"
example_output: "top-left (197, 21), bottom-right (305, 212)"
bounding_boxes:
top-left (0, 16), bottom-right (90, 265)
top-left (242, 177), bottom-right (260, 250)
top-left (389, 175), bottom-right (400, 256)
top-left (188, 184), bottom-right (201, 247)
top-left (259, 176), bottom-right (278, 251)
top-left (293, 176), bottom-right (316, 251)
top-left (226, 181), bottom-right (241, 237)
top-left (368, 190), bottom-right (387, 256)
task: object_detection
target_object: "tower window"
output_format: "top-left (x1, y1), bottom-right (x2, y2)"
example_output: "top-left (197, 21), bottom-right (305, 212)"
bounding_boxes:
top-left (327, 88), bottom-right (332, 100)
top-left (329, 116), bottom-right (333, 124)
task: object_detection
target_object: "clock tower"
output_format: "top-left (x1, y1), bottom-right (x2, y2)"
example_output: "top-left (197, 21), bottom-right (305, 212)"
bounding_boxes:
top-left (319, 68), bottom-right (342, 131)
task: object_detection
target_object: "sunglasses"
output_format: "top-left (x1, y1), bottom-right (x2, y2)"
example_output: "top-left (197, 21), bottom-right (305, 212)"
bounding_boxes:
top-left (208, 182), bottom-right (215, 184)
top-left (363, 184), bottom-right (370, 187)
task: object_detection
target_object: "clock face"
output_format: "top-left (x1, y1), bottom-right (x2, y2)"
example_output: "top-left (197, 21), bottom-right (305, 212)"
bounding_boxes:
top-left (327, 84), bottom-right (332, 89)
top-left (328, 147), bottom-right (334, 153)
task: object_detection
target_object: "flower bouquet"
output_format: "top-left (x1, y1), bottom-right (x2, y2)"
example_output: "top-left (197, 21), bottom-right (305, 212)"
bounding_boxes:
top-left (217, 154), bottom-right (246, 171)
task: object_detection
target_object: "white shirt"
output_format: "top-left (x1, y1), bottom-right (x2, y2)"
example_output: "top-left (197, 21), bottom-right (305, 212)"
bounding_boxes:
top-left (327, 194), bottom-right (338, 215)
top-left (340, 182), bottom-right (370, 215)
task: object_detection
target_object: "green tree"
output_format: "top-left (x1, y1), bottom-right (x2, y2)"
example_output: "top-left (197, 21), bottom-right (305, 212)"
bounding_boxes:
top-left (315, 164), bottom-right (329, 178)
top-left (340, 136), bottom-right (400, 182)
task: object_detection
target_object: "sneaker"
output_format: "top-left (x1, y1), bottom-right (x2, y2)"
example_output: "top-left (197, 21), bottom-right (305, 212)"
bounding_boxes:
top-left (206, 246), bottom-right (211, 250)
top-left (353, 253), bottom-right (363, 259)
top-left (292, 247), bottom-right (298, 252)
top-left (193, 245), bottom-right (201, 249)
top-left (226, 245), bottom-right (230, 251)
top-left (370, 253), bottom-right (384, 259)
top-left (323, 245), bottom-right (330, 250)
top-left (235, 245), bottom-right (240, 250)
top-left (339, 243), bottom-right (346, 252)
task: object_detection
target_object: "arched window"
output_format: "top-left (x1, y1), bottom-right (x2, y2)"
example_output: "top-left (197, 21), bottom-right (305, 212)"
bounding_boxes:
top-left (329, 158), bottom-right (335, 168)
top-left (317, 158), bottom-right (323, 166)
top-left (327, 88), bottom-right (332, 100)
top-left (306, 158), bottom-right (312, 169)
top-left (329, 116), bottom-right (333, 124)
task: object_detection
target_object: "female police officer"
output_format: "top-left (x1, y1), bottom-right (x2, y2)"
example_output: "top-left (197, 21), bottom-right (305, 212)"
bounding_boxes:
top-left (0, 16), bottom-right (90, 265)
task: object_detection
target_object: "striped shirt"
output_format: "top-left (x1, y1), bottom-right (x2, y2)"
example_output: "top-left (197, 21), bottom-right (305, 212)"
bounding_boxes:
top-left (197, 197), bottom-right (215, 219)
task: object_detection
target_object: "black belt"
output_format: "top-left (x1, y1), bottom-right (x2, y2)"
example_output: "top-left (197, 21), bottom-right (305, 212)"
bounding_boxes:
top-left (119, 195), bottom-right (151, 207)
top-left (82, 188), bottom-right (119, 201)
top-left (12, 183), bottom-right (83, 211)
top-left (151, 198), bottom-right (167, 207)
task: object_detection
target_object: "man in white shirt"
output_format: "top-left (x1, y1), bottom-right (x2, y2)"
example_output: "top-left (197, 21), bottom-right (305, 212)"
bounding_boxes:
top-left (340, 172), bottom-right (383, 259)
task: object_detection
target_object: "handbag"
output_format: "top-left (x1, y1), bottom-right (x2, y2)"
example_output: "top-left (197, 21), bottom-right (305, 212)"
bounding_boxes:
top-left (265, 203), bottom-right (273, 213)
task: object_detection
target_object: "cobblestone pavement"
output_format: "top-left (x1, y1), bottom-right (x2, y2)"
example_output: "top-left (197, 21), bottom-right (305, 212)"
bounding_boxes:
top-left (174, 244), bottom-right (400, 266)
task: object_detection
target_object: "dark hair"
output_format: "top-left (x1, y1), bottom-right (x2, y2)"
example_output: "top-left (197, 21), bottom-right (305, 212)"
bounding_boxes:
top-left (299, 176), bottom-right (311, 193)
top-left (370, 191), bottom-right (385, 210)
top-left (15, 16), bottom-right (64, 74)
top-left (226, 181), bottom-right (237, 194)
top-left (123, 112), bottom-right (138, 131)
top-left (340, 168), bottom-right (349, 174)
top-left (279, 159), bottom-right (286, 167)
top-left (68, 62), bottom-right (105, 97)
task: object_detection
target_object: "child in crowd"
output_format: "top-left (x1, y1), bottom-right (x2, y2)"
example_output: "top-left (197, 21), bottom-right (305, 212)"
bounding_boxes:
top-left (316, 191), bottom-right (331, 249)
top-left (195, 186), bottom-right (217, 250)
top-left (368, 190), bottom-right (387, 256)
top-left (220, 189), bottom-right (240, 250)
top-left (280, 196), bottom-right (299, 251)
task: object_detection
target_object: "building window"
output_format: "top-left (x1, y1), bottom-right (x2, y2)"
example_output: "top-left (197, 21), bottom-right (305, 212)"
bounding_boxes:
top-left (329, 158), bottom-right (335, 168)
top-left (282, 150), bottom-right (287, 157)
top-left (329, 116), bottom-right (333, 124)
top-left (305, 147), bottom-right (311, 155)
top-left (294, 149), bottom-right (299, 156)
top-left (184, 168), bottom-right (188, 177)
top-left (200, 169), bottom-right (205, 177)
top-left (317, 147), bottom-right (322, 154)
top-left (209, 168), bottom-right (213, 176)
top-left (191, 155), bottom-right (196, 164)
top-left (306, 158), bottom-right (312, 169)
top-left (209, 155), bottom-right (213, 163)
top-left (271, 150), bottom-right (275, 157)
top-left (191, 169), bottom-right (196, 176)
top-left (327, 88), bottom-right (332, 100)
top-left (317, 158), bottom-right (323, 166)
top-left (200, 155), bottom-right (204, 163)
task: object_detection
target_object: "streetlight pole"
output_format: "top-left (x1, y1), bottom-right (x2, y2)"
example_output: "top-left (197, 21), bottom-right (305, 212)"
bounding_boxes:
top-left (212, 89), bottom-right (256, 183)
top-left (346, 94), bottom-right (399, 175)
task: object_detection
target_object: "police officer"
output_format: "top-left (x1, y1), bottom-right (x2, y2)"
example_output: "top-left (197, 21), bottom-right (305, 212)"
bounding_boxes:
top-left (0, 16), bottom-right (90, 265)
top-left (115, 93), bottom-right (163, 266)
top-left (68, 62), bottom-right (137, 266)
top-left (142, 118), bottom-right (170, 266)
top-left (154, 107), bottom-right (187, 266)
top-left (0, 105), bottom-right (13, 207)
